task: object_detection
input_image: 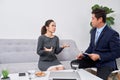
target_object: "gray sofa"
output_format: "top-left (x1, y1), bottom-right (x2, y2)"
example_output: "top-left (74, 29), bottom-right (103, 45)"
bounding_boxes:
top-left (0, 39), bottom-right (80, 74)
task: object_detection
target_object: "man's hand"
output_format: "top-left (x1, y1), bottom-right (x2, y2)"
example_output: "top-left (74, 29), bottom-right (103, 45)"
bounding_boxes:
top-left (88, 53), bottom-right (100, 61)
top-left (76, 53), bottom-right (84, 60)
top-left (44, 47), bottom-right (53, 52)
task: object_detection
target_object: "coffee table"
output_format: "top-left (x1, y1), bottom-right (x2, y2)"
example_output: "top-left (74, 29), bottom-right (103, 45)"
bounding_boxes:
top-left (2, 69), bottom-right (103, 80)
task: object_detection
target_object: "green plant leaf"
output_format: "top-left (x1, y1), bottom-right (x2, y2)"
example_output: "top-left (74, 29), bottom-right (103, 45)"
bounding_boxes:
top-left (106, 17), bottom-right (115, 25)
top-left (92, 4), bottom-right (114, 14)
top-left (2, 70), bottom-right (9, 79)
top-left (92, 4), bottom-right (100, 10)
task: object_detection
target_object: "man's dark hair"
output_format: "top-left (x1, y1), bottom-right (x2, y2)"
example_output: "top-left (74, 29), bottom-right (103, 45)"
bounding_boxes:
top-left (92, 8), bottom-right (106, 23)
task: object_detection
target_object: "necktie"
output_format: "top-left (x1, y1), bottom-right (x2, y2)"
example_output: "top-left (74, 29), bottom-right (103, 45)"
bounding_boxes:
top-left (95, 31), bottom-right (99, 45)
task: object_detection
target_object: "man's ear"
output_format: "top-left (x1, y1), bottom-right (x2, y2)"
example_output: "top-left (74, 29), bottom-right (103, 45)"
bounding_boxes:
top-left (99, 17), bottom-right (103, 23)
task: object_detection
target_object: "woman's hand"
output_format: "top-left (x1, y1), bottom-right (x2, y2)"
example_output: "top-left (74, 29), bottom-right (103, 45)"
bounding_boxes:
top-left (61, 44), bottom-right (70, 48)
top-left (44, 47), bottom-right (53, 52)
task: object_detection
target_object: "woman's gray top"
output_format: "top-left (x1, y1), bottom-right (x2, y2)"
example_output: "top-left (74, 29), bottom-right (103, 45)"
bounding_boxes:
top-left (37, 35), bottom-right (63, 71)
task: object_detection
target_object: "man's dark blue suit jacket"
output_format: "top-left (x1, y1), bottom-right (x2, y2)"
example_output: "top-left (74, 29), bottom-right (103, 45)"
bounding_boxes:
top-left (85, 25), bottom-right (120, 70)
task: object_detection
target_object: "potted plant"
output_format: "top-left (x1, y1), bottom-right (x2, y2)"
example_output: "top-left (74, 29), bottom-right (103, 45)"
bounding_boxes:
top-left (1, 69), bottom-right (10, 80)
top-left (90, 4), bottom-right (115, 32)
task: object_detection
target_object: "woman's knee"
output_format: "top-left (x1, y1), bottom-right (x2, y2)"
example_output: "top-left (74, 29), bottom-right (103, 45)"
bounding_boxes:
top-left (47, 67), bottom-right (57, 71)
top-left (57, 66), bottom-right (64, 70)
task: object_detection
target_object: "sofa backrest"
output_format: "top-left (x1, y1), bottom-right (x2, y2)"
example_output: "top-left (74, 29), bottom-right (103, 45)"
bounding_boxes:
top-left (0, 39), bottom-right (38, 64)
top-left (57, 40), bottom-right (80, 61)
top-left (0, 39), bottom-right (80, 64)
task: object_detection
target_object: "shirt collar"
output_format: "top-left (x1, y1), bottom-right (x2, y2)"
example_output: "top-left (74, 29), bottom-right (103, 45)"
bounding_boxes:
top-left (96, 23), bottom-right (106, 33)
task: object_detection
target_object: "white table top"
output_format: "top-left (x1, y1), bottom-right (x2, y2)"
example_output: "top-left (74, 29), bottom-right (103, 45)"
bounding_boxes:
top-left (2, 69), bottom-right (103, 80)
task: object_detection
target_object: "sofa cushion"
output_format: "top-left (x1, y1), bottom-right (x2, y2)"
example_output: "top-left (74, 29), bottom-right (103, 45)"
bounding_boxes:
top-left (0, 62), bottom-right (38, 73)
top-left (0, 61), bottom-right (71, 74)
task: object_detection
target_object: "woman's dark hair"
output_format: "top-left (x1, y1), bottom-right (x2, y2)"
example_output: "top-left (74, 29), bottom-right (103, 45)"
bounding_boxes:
top-left (92, 8), bottom-right (106, 23)
top-left (41, 19), bottom-right (54, 35)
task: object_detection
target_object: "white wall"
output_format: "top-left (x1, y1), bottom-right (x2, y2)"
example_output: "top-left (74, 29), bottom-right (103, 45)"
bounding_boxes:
top-left (0, 0), bottom-right (120, 51)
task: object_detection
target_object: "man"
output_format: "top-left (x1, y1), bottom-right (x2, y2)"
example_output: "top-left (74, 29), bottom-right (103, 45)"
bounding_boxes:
top-left (71, 8), bottom-right (120, 80)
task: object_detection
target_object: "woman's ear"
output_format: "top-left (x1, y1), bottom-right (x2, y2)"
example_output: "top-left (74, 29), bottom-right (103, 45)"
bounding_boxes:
top-left (46, 26), bottom-right (48, 30)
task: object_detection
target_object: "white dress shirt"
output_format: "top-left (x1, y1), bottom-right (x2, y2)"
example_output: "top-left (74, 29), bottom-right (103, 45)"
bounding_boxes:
top-left (95, 24), bottom-right (106, 45)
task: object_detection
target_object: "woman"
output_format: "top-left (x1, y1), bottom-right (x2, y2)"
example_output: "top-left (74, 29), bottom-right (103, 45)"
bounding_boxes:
top-left (37, 19), bottom-right (69, 71)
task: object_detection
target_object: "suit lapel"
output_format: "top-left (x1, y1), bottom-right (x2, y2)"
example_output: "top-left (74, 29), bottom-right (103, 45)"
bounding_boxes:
top-left (93, 29), bottom-right (96, 45)
top-left (95, 25), bottom-right (108, 46)
top-left (91, 28), bottom-right (96, 47)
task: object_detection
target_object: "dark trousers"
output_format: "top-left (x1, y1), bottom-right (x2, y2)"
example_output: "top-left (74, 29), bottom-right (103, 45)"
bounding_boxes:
top-left (71, 57), bottom-right (113, 80)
